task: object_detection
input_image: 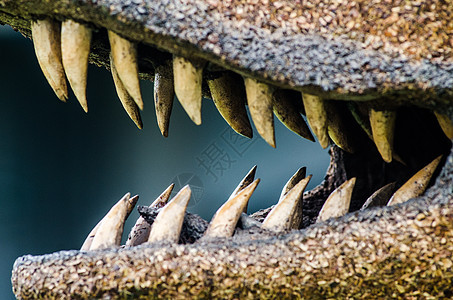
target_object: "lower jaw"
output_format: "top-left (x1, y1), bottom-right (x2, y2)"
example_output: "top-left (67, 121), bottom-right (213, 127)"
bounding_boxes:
top-left (11, 121), bottom-right (453, 298)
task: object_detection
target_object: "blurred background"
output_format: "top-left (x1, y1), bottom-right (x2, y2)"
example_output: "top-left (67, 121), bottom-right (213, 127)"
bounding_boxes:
top-left (0, 25), bottom-right (329, 298)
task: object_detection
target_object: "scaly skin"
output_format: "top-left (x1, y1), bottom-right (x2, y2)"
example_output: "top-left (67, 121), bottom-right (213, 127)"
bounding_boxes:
top-left (1, 0), bottom-right (453, 298)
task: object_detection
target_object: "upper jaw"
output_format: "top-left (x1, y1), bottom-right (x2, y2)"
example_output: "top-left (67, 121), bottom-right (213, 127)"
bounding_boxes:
top-left (1, 0), bottom-right (453, 106)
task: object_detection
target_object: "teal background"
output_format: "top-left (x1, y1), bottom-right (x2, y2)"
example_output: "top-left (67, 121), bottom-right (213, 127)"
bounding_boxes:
top-left (0, 25), bottom-right (329, 299)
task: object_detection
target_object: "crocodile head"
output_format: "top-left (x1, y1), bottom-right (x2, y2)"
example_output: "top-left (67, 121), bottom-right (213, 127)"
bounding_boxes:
top-left (2, 0), bottom-right (453, 298)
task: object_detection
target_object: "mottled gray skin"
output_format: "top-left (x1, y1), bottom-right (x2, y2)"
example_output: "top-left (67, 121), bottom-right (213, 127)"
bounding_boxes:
top-left (1, 0), bottom-right (453, 298)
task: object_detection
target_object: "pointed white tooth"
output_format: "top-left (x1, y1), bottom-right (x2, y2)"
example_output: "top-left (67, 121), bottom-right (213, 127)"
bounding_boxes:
top-left (279, 167), bottom-right (306, 201)
top-left (154, 62), bottom-right (175, 137)
top-left (204, 179), bottom-right (260, 238)
top-left (273, 90), bottom-right (314, 142)
top-left (360, 182), bottom-right (396, 210)
top-left (434, 112), bottom-right (453, 140)
top-left (302, 93), bottom-right (329, 148)
top-left (244, 77), bottom-right (276, 147)
top-left (387, 155), bottom-right (442, 206)
top-left (126, 184), bottom-right (174, 247)
top-left (316, 178), bottom-right (356, 223)
top-left (110, 55), bottom-right (143, 129)
top-left (81, 194), bottom-right (137, 251)
top-left (262, 175), bottom-right (311, 232)
top-left (61, 20), bottom-right (91, 112)
top-left (173, 56), bottom-right (205, 125)
top-left (80, 221), bottom-right (100, 251)
top-left (89, 193), bottom-right (131, 250)
top-left (278, 167), bottom-right (307, 229)
top-left (31, 19), bottom-right (68, 101)
top-left (208, 73), bottom-right (253, 138)
top-left (126, 195), bottom-right (139, 217)
top-left (369, 109), bottom-right (396, 163)
top-left (148, 185), bottom-right (191, 243)
top-left (108, 30), bottom-right (143, 110)
top-left (229, 166), bottom-right (257, 214)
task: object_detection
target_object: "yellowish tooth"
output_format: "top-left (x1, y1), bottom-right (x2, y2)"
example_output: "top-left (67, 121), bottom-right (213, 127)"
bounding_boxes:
top-left (229, 166), bottom-right (257, 214)
top-left (434, 112), bottom-right (453, 140)
top-left (326, 102), bottom-right (355, 153)
top-left (387, 155), bottom-right (442, 206)
top-left (108, 30), bottom-right (143, 110)
top-left (148, 185), bottom-right (191, 243)
top-left (244, 78), bottom-right (276, 147)
top-left (149, 184), bottom-right (175, 208)
top-left (208, 73), bottom-right (253, 138)
top-left (278, 167), bottom-right (307, 229)
top-left (110, 55), bottom-right (143, 129)
top-left (126, 184), bottom-right (174, 247)
top-left (302, 93), bottom-right (329, 148)
top-left (31, 19), bottom-right (68, 102)
top-left (173, 56), bottom-right (205, 125)
top-left (279, 167), bottom-right (306, 200)
top-left (89, 193), bottom-right (132, 250)
top-left (154, 62), bottom-right (175, 137)
top-left (61, 20), bottom-right (91, 113)
top-left (81, 194), bottom-right (138, 251)
top-left (360, 182), bottom-right (396, 210)
top-left (369, 109), bottom-right (396, 163)
top-left (273, 90), bottom-right (314, 142)
top-left (204, 179), bottom-right (260, 238)
top-left (316, 178), bottom-right (356, 223)
top-left (262, 175), bottom-right (312, 232)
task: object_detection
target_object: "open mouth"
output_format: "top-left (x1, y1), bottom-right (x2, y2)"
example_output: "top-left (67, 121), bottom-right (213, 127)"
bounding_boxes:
top-left (3, 0), bottom-right (453, 298)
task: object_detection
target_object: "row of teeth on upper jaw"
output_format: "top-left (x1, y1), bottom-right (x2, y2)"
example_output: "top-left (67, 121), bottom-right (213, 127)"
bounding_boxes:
top-left (80, 156), bottom-right (441, 251)
top-left (31, 19), bottom-right (453, 161)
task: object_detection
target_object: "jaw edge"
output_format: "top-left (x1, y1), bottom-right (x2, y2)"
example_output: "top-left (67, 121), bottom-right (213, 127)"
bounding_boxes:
top-left (2, 0), bottom-right (453, 298)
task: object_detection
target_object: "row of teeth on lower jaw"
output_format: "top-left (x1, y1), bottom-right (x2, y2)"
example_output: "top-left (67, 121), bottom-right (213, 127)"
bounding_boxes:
top-left (80, 156), bottom-right (441, 251)
top-left (31, 19), bottom-right (453, 161)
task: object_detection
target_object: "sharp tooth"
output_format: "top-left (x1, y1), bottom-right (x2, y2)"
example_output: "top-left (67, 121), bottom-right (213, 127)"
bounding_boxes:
top-left (229, 165), bottom-right (257, 213)
top-left (278, 167), bottom-right (307, 229)
top-left (387, 155), bottom-right (442, 206)
top-left (173, 56), bottom-right (205, 125)
top-left (207, 73), bottom-right (253, 138)
top-left (31, 19), bottom-right (68, 101)
top-left (280, 167), bottom-right (306, 200)
top-left (316, 178), bottom-right (356, 223)
top-left (88, 193), bottom-right (133, 250)
top-left (80, 194), bottom-right (138, 251)
top-left (273, 90), bottom-right (315, 142)
top-left (244, 78), bottom-right (276, 147)
top-left (148, 185), bottom-right (191, 243)
top-left (126, 184), bottom-right (174, 247)
top-left (262, 175), bottom-right (312, 232)
top-left (369, 109), bottom-right (396, 163)
top-left (326, 102), bottom-right (355, 153)
top-left (110, 55), bottom-right (143, 129)
top-left (108, 31), bottom-right (143, 110)
top-left (80, 221), bottom-right (100, 251)
top-left (154, 62), bottom-right (175, 137)
top-left (61, 20), bottom-right (91, 113)
top-left (204, 179), bottom-right (260, 238)
top-left (434, 112), bottom-right (453, 140)
top-left (360, 182), bottom-right (396, 210)
top-left (302, 93), bottom-right (329, 148)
